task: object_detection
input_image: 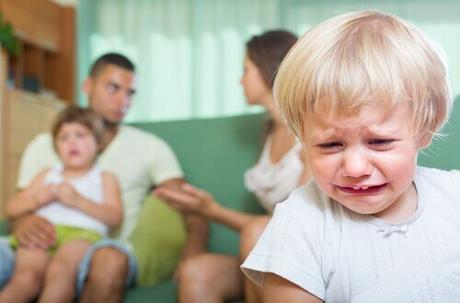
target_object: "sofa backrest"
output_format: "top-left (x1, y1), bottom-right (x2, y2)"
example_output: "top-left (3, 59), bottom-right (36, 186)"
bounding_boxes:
top-left (132, 113), bottom-right (267, 254)
top-left (418, 95), bottom-right (460, 170)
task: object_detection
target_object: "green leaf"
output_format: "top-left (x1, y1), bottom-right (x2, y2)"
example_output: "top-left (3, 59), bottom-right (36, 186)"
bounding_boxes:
top-left (0, 13), bottom-right (19, 55)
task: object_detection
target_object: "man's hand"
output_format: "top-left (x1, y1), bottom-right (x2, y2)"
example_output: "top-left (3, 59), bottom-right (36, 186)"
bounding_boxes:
top-left (12, 215), bottom-right (56, 249)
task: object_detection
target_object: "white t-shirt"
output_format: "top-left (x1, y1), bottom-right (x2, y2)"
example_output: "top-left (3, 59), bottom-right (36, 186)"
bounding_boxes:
top-left (37, 165), bottom-right (108, 236)
top-left (244, 136), bottom-right (303, 213)
top-left (17, 125), bottom-right (184, 246)
top-left (242, 167), bottom-right (460, 302)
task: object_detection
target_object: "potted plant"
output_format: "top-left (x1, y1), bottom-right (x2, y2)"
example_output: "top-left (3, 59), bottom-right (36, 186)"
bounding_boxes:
top-left (0, 13), bottom-right (19, 55)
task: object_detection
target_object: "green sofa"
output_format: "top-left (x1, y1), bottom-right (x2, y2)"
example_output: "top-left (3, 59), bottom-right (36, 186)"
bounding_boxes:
top-left (2, 99), bottom-right (460, 302)
top-left (126, 113), bottom-right (268, 302)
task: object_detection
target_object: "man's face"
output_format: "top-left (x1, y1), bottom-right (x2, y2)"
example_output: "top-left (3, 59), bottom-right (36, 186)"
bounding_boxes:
top-left (303, 102), bottom-right (423, 222)
top-left (85, 64), bottom-right (136, 124)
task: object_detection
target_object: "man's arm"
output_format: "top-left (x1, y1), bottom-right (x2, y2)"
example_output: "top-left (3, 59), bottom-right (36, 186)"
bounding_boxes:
top-left (158, 178), bottom-right (208, 259)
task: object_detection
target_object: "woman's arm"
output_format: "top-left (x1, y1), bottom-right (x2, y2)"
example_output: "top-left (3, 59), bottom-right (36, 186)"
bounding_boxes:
top-left (158, 178), bottom-right (208, 259)
top-left (263, 273), bottom-right (323, 303)
top-left (6, 169), bottom-right (54, 219)
top-left (55, 172), bottom-right (123, 228)
top-left (155, 183), bottom-right (259, 232)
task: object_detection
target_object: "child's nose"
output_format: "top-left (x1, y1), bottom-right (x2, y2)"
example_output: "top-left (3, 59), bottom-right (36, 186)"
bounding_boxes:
top-left (68, 136), bottom-right (78, 145)
top-left (341, 148), bottom-right (372, 178)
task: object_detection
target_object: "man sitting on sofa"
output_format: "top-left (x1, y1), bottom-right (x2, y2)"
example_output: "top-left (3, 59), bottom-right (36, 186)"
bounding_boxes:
top-left (0, 53), bottom-right (208, 302)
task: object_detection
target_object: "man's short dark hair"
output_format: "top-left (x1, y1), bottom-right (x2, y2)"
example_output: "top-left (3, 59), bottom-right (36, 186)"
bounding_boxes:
top-left (89, 53), bottom-right (135, 77)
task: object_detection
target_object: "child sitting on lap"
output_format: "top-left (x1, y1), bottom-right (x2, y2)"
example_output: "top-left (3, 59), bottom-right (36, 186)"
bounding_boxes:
top-left (0, 106), bottom-right (122, 303)
top-left (242, 10), bottom-right (460, 303)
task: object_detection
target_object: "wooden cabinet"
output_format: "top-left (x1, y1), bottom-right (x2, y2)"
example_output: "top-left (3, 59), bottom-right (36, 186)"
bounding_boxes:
top-left (1, 0), bottom-right (75, 101)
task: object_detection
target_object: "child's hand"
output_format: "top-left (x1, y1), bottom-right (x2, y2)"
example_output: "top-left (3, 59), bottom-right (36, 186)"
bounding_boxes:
top-left (54, 182), bottom-right (82, 208)
top-left (35, 184), bottom-right (57, 206)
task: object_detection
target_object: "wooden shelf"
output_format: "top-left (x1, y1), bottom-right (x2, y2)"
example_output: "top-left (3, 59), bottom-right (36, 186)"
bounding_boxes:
top-left (1, 0), bottom-right (75, 101)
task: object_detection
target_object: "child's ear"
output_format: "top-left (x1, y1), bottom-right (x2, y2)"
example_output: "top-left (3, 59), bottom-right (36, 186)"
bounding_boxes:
top-left (417, 131), bottom-right (433, 149)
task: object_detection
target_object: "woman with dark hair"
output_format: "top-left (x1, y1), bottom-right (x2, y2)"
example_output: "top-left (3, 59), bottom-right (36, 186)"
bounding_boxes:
top-left (156, 30), bottom-right (310, 303)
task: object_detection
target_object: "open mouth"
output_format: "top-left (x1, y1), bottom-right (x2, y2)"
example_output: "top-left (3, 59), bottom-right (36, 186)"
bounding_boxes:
top-left (337, 183), bottom-right (387, 194)
top-left (69, 150), bottom-right (80, 156)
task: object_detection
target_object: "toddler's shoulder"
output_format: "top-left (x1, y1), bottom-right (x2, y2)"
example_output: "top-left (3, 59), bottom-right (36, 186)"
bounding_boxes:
top-left (416, 166), bottom-right (460, 210)
top-left (275, 180), bottom-right (342, 222)
top-left (417, 166), bottom-right (460, 187)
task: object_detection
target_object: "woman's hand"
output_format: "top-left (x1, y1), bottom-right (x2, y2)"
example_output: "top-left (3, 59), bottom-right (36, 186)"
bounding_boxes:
top-left (154, 183), bottom-right (216, 217)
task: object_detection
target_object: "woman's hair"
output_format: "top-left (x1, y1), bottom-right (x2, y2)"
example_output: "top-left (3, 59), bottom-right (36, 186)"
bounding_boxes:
top-left (274, 10), bottom-right (452, 141)
top-left (246, 30), bottom-right (298, 89)
top-left (52, 105), bottom-right (104, 150)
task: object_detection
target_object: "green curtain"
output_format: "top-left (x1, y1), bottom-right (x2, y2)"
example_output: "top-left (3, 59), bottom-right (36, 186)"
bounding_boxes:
top-left (78, 0), bottom-right (460, 122)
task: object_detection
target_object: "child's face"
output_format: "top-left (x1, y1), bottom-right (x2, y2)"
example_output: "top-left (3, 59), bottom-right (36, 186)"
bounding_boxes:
top-left (56, 123), bottom-right (98, 170)
top-left (304, 102), bottom-right (423, 221)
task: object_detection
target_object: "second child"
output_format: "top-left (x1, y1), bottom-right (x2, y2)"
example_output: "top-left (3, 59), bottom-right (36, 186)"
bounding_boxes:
top-left (0, 106), bottom-right (122, 303)
top-left (242, 10), bottom-right (460, 303)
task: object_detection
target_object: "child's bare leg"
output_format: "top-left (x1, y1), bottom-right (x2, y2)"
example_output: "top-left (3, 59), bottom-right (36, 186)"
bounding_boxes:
top-left (178, 254), bottom-right (243, 303)
top-left (0, 247), bottom-right (49, 303)
top-left (39, 240), bottom-right (91, 303)
top-left (240, 216), bottom-right (270, 303)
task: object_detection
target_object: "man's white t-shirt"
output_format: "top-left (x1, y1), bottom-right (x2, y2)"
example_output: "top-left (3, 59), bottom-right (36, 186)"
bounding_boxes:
top-left (242, 167), bottom-right (460, 302)
top-left (17, 125), bottom-right (183, 246)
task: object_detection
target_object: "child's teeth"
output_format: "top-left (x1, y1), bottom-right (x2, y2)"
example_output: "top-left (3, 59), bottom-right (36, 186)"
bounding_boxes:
top-left (352, 186), bottom-right (369, 190)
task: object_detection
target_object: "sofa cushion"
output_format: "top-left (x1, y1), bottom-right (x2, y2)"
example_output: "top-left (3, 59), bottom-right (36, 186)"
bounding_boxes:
top-left (126, 281), bottom-right (178, 303)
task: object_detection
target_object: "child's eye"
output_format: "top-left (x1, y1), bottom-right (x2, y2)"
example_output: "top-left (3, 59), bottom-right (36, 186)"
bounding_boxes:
top-left (58, 135), bottom-right (68, 142)
top-left (368, 139), bottom-right (395, 148)
top-left (317, 141), bottom-right (343, 149)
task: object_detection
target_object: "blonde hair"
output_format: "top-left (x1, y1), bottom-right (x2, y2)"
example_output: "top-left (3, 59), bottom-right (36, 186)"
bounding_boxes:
top-left (274, 10), bottom-right (452, 141)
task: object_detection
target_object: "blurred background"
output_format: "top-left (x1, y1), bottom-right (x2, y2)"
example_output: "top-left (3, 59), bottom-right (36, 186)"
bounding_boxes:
top-left (1, 0), bottom-right (459, 122)
top-left (76, 0), bottom-right (460, 122)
